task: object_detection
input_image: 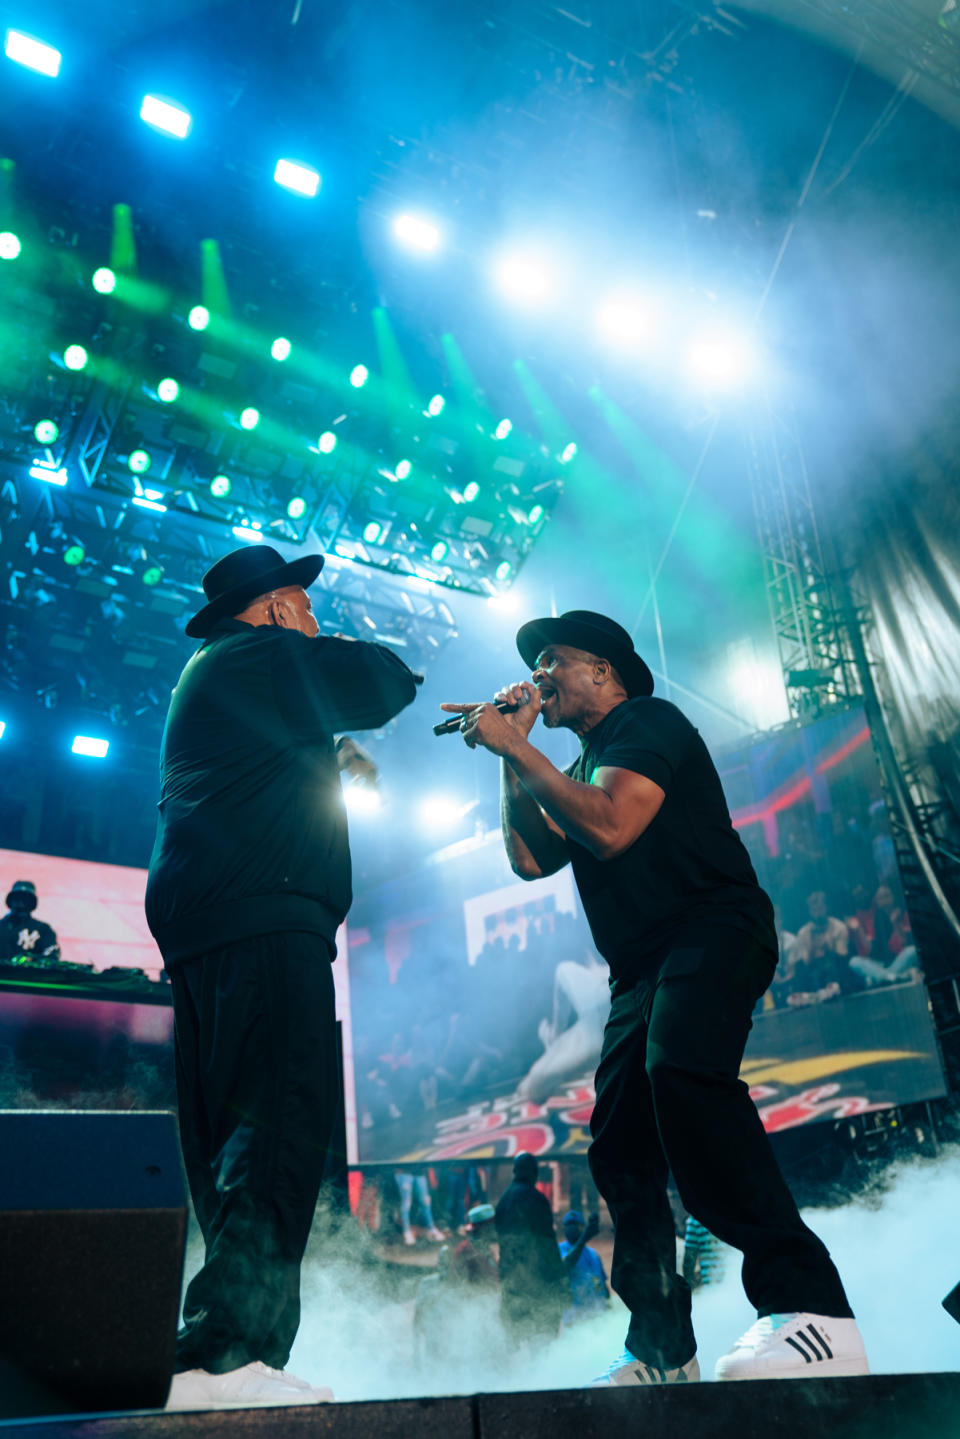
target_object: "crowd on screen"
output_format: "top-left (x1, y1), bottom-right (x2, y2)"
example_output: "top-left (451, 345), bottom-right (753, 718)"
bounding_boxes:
top-left (751, 799), bottom-right (921, 1011)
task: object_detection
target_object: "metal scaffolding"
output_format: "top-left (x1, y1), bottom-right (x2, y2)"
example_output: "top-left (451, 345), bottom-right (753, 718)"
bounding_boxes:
top-left (747, 397), bottom-right (860, 720)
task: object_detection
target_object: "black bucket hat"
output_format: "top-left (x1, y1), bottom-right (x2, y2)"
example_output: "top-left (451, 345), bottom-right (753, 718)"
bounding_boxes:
top-left (186, 545), bottom-right (325, 638)
top-left (516, 609), bottom-right (654, 698)
top-left (5, 880), bottom-right (38, 911)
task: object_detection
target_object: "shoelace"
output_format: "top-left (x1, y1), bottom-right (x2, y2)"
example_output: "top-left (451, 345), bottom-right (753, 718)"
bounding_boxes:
top-left (733, 1314), bottom-right (797, 1350)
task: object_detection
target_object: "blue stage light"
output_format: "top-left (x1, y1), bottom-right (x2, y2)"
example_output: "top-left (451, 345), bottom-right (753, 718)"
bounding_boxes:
top-left (188, 305), bottom-right (210, 331)
top-left (72, 735), bottom-right (109, 758)
top-left (239, 407), bottom-right (260, 430)
top-left (426, 394), bottom-right (445, 417)
top-left (5, 29), bottom-right (61, 78)
top-left (287, 497), bottom-right (307, 520)
top-left (274, 159), bottom-right (321, 197)
top-left (393, 213), bottom-right (441, 253)
top-left (318, 431), bottom-right (338, 454)
top-left (271, 337), bottom-right (292, 362)
top-left (0, 232), bottom-right (21, 260)
top-left (349, 364), bottom-right (369, 389)
top-left (210, 474), bottom-right (231, 497)
top-left (63, 345), bottom-right (88, 372)
top-left (157, 378), bottom-right (180, 403)
top-left (92, 267), bottom-right (116, 294)
top-left (494, 418), bottom-right (513, 440)
top-left (140, 94), bottom-right (192, 139)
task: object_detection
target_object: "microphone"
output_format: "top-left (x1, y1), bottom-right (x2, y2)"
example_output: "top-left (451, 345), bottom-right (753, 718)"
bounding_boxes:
top-left (433, 700), bottom-right (519, 737)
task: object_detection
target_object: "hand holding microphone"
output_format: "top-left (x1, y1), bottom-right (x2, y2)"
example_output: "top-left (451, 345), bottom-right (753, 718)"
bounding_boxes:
top-left (436, 683), bottom-right (542, 751)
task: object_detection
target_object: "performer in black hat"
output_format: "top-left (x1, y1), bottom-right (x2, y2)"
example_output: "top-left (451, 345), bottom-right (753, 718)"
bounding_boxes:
top-left (441, 610), bottom-right (866, 1386)
top-left (0, 880), bottom-right (60, 964)
top-left (148, 544), bottom-right (420, 1409)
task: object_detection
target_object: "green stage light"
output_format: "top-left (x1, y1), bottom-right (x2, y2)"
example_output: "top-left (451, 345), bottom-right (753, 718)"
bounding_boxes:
top-left (157, 377), bottom-right (180, 403)
top-left (287, 496), bottom-right (307, 520)
top-left (318, 431), bottom-right (338, 454)
top-left (427, 394), bottom-right (445, 417)
top-left (63, 345), bottom-right (89, 372)
top-left (0, 232), bottom-right (21, 261)
top-left (63, 543), bottom-right (85, 566)
top-left (496, 560), bottom-right (513, 581)
top-left (239, 407), bottom-right (260, 430)
top-left (34, 419), bottom-right (59, 444)
top-left (494, 418), bottom-right (513, 440)
top-left (363, 521), bottom-right (383, 544)
top-left (128, 449), bottom-right (151, 474)
top-left (349, 364), bottom-right (369, 388)
top-left (560, 442), bottom-right (578, 463)
top-left (271, 337), bottom-right (292, 362)
top-left (463, 482), bottom-right (479, 502)
top-left (188, 305), bottom-right (210, 331)
top-left (528, 503), bottom-right (544, 524)
top-left (141, 562), bottom-right (164, 587)
top-left (210, 474), bottom-right (231, 497)
top-left (430, 540), bottom-right (449, 562)
top-left (394, 459), bottom-right (411, 480)
top-left (92, 267), bottom-right (116, 294)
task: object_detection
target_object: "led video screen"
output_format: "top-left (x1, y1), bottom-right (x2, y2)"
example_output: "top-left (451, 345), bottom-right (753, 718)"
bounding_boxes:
top-left (0, 848), bottom-right (356, 1154)
top-left (348, 705), bottom-right (947, 1163)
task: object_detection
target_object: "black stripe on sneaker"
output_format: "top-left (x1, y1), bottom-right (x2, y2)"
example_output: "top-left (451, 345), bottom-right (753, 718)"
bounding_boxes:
top-left (784, 1336), bottom-right (814, 1363)
top-left (794, 1331), bottom-right (827, 1362)
top-left (796, 1329), bottom-right (826, 1361)
top-left (808, 1325), bottom-right (833, 1360)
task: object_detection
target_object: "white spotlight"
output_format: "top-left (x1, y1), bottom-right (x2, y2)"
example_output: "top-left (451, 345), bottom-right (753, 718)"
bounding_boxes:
top-left (597, 293), bottom-right (660, 348)
top-left (393, 213), bottom-right (441, 253)
top-left (5, 29), bottom-right (61, 77)
top-left (419, 795), bottom-right (469, 830)
top-left (344, 784), bottom-right (382, 815)
top-left (686, 330), bottom-right (756, 390)
top-left (72, 735), bottom-right (109, 758)
top-left (274, 159), bottom-right (321, 198)
top-left (494, 254), bottom-right (553, 306)
top-left (487, 591), bottom-right (523, 615)
top-left (140, 94), bottom-right (192, 139)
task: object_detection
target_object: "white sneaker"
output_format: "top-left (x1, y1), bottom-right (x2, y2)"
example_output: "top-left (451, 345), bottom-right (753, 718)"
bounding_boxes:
top-left (715, 1313), bottom-right (869, 1380)
top-left (403, 1227), bottom-right (417, 1246)
top-left (165, 1360), bottom-right (334, 1410)
top-left (592, 1349), bottom-right (700, 1386)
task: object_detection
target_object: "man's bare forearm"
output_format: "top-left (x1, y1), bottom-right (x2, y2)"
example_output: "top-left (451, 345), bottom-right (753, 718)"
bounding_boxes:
top-left (500, 758), bottom-right (568, 878)
top-left (504, 735), bottom-right (618, 856)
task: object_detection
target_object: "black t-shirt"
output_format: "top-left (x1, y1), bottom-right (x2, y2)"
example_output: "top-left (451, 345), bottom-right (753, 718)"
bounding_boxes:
top-left (0, 912), bottom-right (60, 963)
top-left (564, 698), bottom-right (775, 985)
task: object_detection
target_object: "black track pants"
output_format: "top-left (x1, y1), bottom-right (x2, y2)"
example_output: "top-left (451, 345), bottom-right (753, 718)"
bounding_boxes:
top-left (588, 930), bottom-right (852, 1369)
top-left (168, 931), bottom-right (340, 1374)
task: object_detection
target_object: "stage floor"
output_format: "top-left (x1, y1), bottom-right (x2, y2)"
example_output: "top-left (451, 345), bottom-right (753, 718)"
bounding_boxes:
top-left (2, 1374), bottom-right (960, 1439)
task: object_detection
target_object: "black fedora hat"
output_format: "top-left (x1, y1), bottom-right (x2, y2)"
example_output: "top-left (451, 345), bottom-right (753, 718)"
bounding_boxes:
top-left (186, 545), bottom-right (325, 638)
top-left (516, 610), bottom-right (654, 698)
top-left (5, 880), bottom-right (38, 911)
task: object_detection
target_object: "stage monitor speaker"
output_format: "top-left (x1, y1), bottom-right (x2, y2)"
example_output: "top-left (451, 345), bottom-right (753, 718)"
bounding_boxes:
top-left (0, 1109), bottom-right (187, 1418)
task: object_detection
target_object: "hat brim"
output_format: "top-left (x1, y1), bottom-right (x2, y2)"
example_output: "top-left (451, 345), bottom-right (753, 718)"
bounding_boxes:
top-left (185, 553), bottom-right (325, 638)
top-left (516, 616), bottom-right (654, 698)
